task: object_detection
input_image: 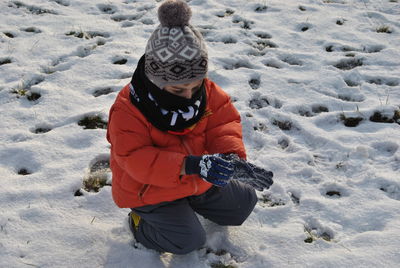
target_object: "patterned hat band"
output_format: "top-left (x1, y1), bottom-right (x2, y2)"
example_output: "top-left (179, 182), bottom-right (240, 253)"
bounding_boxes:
top-left (144, 55), bottom-right (208, 88)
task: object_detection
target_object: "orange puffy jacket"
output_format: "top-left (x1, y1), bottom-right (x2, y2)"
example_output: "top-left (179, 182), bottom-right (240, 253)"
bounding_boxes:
top-left (107, 78), bottom-right (246, 208)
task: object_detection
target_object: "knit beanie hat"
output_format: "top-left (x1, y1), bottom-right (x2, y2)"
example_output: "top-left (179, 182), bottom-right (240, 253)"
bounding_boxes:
top-left (144, 0), bottom-right (208, 89)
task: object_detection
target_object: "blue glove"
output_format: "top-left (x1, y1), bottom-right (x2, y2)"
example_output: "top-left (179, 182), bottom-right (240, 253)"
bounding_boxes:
top-left (222, 154), bottom-right (274, 191)
top-left (185, 154), bottom-right (234, 186)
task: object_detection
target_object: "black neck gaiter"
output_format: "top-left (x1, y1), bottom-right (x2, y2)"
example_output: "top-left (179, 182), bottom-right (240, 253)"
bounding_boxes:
top-left (129, 55), bottom-right (207, 132)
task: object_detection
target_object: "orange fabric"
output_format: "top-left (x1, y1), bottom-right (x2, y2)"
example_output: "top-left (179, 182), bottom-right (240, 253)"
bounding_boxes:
top-left (107, 79), bottom-right (246, 208)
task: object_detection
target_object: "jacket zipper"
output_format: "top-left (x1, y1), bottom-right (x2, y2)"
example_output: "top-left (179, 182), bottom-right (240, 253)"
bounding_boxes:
top-left (180, 137), bottom-right (198, 195)
top-left (138, 184), bottom-right (150, 201)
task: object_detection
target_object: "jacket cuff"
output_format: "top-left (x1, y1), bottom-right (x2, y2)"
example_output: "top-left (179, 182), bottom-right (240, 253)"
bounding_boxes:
top-left (185, 155), bottom-right (202, 175)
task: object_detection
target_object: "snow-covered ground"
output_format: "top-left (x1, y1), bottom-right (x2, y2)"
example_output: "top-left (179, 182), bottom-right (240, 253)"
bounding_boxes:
top-left (1, 0), bottom-right (399, 267)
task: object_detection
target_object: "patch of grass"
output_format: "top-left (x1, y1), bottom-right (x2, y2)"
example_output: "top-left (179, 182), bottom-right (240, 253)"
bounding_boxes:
top-left (259, 194), bottom-right (285, 207)
top-left (304, 237), bottom-right (314, 243)
top-left (376, 25), bottom-right (392, 33)
top-left (22, 27), bottom-right (41, 33)
top-left (273, 119), bottom-right (292, 130)
top-left (11, 84), bottom-right (41, 101)
top-left (18, 168), bottom-right (31, 175)
top-left (232, 16), bottom-right (254, 30)
top-left (34, 127), bottom-right (51, 134)
top-left (11, 76), bottom-right (45, 98)
top-left (253, 122), bottom-right (267, 132)
top-left (97, 4), bottom-right (117, 14)
top-left (0, 58), bottom-right (12, 65)
top-left (225, 8), bottom-right (235, 16)
top-left (336, 19), bottom-right (345, 25)
top-left (83, 174), bottom-right (109, 192)
top-left (370, 111), bottom-right (400, 124)
top-left (255, 4), bottom-right (267, 12)
top-left (83, 159), bottom-right (111, 192)
top-left (395, 110), bottom-right (400, 122)
top-left (10, 1), bottom-right (57, 15)
top-left (370, 111), bottom-right (393, 123)
top-left (210, 263), bottom-right (237, 268)
top-left (278, 138), bottom-right (289, 149)
top-left (27, 92), bottom-right (41, 101)
top-left (241, 20), bottom-right (253, 30)
top-left (338, 93), bottom-right (365, 102)
top-left (320, 232), bottom-right (332, 241)
top-left (113, 58), bottom-right (128, 65)
top-left (254, 32), bottom-right (272, 39)
top-left (301, 26), bottom-right (309, 32)
top-left (298, 109), bottom-right (313, 117)
top-left (325, 45), bottom-right (334, 52)
top-left (78, 115), bottom-right (107, 129)
top-left (282, 56), bottom-right (302, 66)
top-left (223, 60), bottom-right (253, 70)
top-left (216, 9), bottom-right (235, 17)
top-left (66, 30), bottom-right (91, 39)
top-left (90, 159), bottom-right (110, 173)
top-left (206, 248), bottom-right (228, 256)
top-left (323, 0), bottom-right (346, 3)
top-left (289, 192), bottom-right (300, 204)
top-left (3, 32), bottom-right (15, 38)
top-left (74, 189), bottom-right (83, 196)
top-left (220, 36), bottom-right (237, 44)
top-left (249, 78), bottom-right (260, 89)
top-left (249, 97), bottom-right (269, 109)
top-left (304, 226), bottom-right (316, 243)
top-left (334, 58), bottom-right (363, 70)
top-left (248, 50), bottom-right (266, 57)
top-left (93, 87), bottom-right (113, 97)
top-left (336, 162), bottom-right (345, 170)
top-left (253, 40), bottom-right (277, 50)
top-left (304, 226), bottom-right (333, 244)
top-left (11, 88), bottom-right (28, 98)
top-left (66, 30), bottom-right (109, 39)
top-left (340, 114), bottom-right (363, 127)
top-left (326, 190), bottom-right (341, 197)
top-left (96, 39), bottom-right (106, 46)
top-left (312, 105), bottom-right (329, 113)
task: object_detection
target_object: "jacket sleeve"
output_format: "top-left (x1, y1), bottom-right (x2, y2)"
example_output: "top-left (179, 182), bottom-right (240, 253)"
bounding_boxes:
top-left (204, 82), bottom-right (247, 159)
top-left (107, 106), bottom-right (185, 188)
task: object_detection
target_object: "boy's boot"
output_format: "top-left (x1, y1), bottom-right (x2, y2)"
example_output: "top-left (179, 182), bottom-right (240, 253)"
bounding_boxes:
top-left (128, 211), bottom-right (141, 236)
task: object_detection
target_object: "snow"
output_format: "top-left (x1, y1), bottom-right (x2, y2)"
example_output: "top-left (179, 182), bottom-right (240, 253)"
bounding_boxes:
top-left (1, 0), bottom-right (399, 267)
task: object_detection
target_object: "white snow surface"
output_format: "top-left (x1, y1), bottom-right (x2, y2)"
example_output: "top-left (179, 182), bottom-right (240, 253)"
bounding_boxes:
top-left (1, 0), bottom-right (400, 267)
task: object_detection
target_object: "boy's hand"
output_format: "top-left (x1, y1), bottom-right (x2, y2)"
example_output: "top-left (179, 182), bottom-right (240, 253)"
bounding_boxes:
top-left (185, 154), bottom-right (234, 186)
top-left (221, 154), bottom-right (274, 191)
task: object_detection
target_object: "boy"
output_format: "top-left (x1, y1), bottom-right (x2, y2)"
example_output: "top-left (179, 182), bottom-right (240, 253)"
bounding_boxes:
top-left (107, 0), bottom-right (257, 254)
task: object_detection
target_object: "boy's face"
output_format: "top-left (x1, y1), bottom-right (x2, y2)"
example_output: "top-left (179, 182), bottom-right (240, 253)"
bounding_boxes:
top-left (163, 79), bottom-right (203, 99)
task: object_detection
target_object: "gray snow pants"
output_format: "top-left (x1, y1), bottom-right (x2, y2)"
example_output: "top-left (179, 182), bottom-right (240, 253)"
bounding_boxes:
top-left (131, 180), bottom-right (257, 254)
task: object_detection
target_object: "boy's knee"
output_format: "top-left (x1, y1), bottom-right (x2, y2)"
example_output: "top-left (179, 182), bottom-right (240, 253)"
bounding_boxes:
top-left (136, 223), bottom-right (206, 254)
top-left (169, 227), bottom-right (206, 254)
top-left (230, 184), bottom-right (258, 226)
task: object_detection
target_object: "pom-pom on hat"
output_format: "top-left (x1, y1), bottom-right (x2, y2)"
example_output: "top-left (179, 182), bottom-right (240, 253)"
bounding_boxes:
top-left (158, 0), bottom-right (192, 27)
top-left (144, 0), bottom-right (208, 89)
